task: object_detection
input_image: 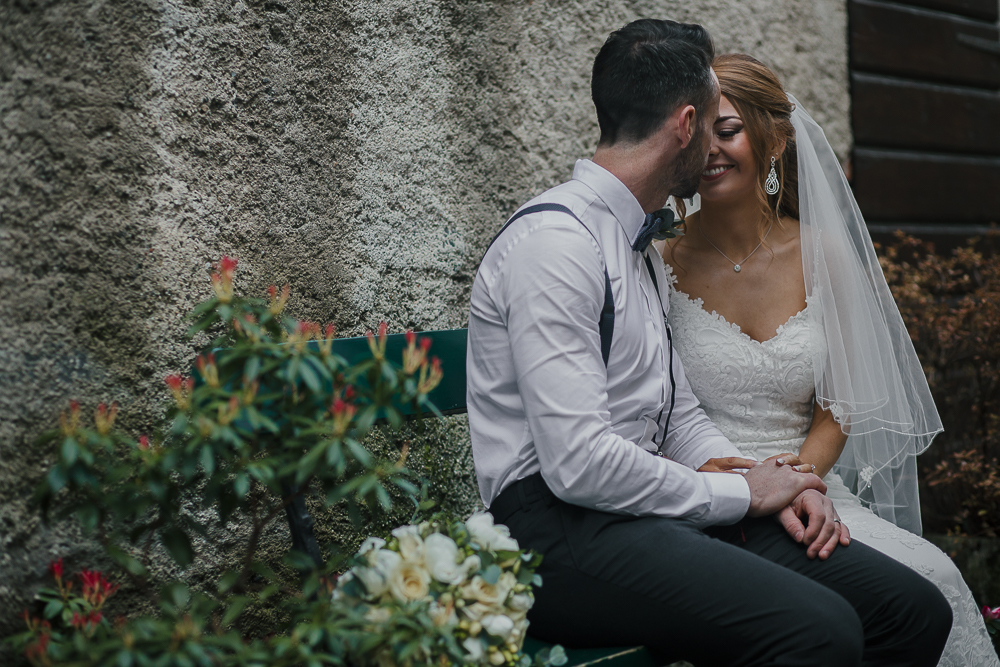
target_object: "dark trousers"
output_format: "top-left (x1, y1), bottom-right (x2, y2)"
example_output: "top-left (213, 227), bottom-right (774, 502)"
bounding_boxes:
top-left (491, 473), bottom-right (952, 667)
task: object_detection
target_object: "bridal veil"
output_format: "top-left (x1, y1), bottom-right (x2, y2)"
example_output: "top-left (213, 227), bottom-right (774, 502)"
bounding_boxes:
top-left (790, 94), bottom-right (943, 535)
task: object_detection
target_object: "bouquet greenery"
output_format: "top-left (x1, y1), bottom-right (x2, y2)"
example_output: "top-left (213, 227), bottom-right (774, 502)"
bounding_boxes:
top-left (333, 513), bottom-right (563, 667)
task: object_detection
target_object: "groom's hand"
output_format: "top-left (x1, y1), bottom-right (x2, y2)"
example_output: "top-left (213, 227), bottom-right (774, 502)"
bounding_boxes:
top-left (698, 457), bottom-right (759, 473)
top-left (777, 490), bottom-right (852, 559)
top-left (745, 458), bottom-right (827, 518)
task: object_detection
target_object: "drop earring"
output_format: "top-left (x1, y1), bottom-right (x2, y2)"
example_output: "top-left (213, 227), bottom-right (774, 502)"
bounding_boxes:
top-left (765, 156), bottom-right (780, 195)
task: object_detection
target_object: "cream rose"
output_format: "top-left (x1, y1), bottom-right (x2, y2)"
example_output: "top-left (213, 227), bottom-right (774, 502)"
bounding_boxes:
top-left (495, 572), bottom-right (516, 604)
top-left (466, 513), bottom-right (519, 551)
top-left (428, 600), bottom-right (458, 627)
top-left (388, 561), bottom-right (431, 602)
top-left (462, 575), bottom-right (506, 606)
top-left (461, 601), bottom-right (496, 622)
top-left (365, 605), bottom-right (392, 625)
top-left (391, 524), bottom-right (425, 563)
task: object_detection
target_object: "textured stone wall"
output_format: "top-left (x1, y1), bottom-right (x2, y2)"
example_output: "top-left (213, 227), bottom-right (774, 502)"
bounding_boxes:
top-left (0, 0), bottom-right (849, 645)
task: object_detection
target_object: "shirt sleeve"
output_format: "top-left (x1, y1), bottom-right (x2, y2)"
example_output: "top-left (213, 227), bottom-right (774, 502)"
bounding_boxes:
top-left (496, 217), bottom-right (749, 526)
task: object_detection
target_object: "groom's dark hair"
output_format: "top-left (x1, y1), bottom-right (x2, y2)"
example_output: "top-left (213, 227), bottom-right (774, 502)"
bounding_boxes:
top-left (592, 19), bottom-right (716, 146)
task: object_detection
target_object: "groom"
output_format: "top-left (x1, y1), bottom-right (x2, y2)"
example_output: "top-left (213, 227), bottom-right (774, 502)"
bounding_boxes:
top-left (466, 19), bottom-right (951, 667)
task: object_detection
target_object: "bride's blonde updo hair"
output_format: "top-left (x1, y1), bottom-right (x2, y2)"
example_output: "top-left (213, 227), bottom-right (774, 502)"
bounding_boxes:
top-left (674, 54), bottom-right (798, 230)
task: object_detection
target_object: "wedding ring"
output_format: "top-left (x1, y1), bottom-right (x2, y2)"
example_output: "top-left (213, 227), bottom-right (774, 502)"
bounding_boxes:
top-left (834, 519), bottom-right (841, 524)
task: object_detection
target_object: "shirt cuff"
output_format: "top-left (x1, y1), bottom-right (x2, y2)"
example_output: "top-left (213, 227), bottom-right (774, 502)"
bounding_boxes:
top-left (702, 472), bottom-right (752, 526)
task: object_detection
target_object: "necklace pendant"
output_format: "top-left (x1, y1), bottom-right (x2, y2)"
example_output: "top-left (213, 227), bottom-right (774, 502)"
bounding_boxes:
top-left (734, 264), bottom-right (741, 273)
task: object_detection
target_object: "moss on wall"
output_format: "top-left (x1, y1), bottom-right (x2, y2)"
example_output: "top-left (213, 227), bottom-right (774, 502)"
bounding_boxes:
top-left (0, 0), bottom-right (849, 650)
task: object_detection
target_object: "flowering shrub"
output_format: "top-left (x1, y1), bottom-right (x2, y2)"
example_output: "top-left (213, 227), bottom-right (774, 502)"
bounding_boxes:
top-left (331, 513), bottom-right (557, 667)
top-left (879, 232), bottom-right (1000, 536)
top-left (13, 560), bottom-right (121, 666)
top-left (984, 605), bottom-right (1000, 651)
top-left (7, 256), bottom-right (535, 666)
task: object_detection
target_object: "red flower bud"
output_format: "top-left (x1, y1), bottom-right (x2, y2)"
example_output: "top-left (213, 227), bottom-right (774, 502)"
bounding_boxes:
top-left (138, 435), bottom-right (150, 451)
top-left (48, 558), bottom-right (63, 582)
top-left (405, 330), bottom-right (416, 346)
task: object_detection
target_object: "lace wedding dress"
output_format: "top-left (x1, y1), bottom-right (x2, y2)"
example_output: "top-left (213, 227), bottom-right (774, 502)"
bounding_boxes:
top-left (666, 272), bottom-right (999, 666)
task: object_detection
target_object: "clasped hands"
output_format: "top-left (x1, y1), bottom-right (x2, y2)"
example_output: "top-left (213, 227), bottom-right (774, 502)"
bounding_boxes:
top-left (698, 455), bottom-right (851, 560)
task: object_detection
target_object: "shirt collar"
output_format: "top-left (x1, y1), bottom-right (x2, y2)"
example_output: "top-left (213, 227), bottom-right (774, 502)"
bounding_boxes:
top-left (571, 159), bottom-right (648, 250)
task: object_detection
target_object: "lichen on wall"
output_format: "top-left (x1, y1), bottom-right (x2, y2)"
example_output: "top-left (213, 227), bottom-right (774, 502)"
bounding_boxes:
top-left (0, 0), bottom-right (849, 648)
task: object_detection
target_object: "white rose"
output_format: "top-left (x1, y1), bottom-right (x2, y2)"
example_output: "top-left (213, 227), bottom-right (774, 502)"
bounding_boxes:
top-left (392, 524), bottom-right (425, 563)
top-left (481, 614), bottom-right (515, 640)
top-left (508, 593), bottom-right (532, 613)
top-left (332, 571), bottom-right (356, 602)
top-left (358, 536), bottom-right (386, 557)
top-left (424, 533), bottom-right (464, 585)
top-left (388, 561), bottom-right (431, 602)
top-left (356, 549), bottom-right (401, 598)
top-left (466, 513), bottom-right (519, 552)
top-left (463, 637), bottom-right (486, 663)
top-left (461, 555), bottom-right (481, 577)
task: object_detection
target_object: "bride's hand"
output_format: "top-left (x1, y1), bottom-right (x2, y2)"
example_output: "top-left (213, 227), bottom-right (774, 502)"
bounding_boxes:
top-left (765, 453), bottom-right (816, 474)
top-left (698, 457), bottom-right (759, 474)
top-left (777, 489), bottom-right (852, 559)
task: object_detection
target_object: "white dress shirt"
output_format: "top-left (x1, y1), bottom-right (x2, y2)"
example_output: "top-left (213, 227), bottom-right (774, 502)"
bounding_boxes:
top-left (466, 159), bottom-right (751, 527)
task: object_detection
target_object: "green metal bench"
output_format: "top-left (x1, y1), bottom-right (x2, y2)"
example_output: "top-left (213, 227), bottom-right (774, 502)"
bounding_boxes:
top-left (330, 329), bottom-right (657, 667)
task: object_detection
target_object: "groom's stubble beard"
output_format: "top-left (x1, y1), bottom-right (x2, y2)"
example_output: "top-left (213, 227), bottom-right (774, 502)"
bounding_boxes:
top-left (669, 118), bottom-right (711, 200)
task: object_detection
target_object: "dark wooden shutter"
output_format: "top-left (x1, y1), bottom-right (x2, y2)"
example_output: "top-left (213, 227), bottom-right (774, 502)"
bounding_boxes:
top-left (849, 0), bottom-right (1000, 239)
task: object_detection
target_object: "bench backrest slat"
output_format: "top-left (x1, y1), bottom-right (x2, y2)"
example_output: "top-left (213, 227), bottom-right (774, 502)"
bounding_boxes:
top-left (330, 329), bottom-right (468, 417)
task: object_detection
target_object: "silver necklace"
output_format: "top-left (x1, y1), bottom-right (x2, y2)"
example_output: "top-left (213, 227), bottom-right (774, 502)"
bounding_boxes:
top-left (698, 219), bottom-right (774, 273)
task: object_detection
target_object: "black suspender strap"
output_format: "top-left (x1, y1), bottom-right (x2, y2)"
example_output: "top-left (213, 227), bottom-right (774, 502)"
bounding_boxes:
top-left (483, 203), bottom-right (615, 367)
top-left (643, 253), bottom-right (676, 454)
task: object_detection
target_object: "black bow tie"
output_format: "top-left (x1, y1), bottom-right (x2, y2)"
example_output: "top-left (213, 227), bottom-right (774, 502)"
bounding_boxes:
top-left (632, 208), bottom-right (683, 253)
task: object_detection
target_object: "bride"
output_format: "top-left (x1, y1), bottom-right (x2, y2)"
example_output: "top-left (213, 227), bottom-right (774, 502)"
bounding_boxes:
top-left (663, 53), bottom-right (999, 666)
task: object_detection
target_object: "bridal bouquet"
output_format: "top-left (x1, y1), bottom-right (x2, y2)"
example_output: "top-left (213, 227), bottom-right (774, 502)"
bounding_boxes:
top-left (333, 513), bottom-right (562, 667)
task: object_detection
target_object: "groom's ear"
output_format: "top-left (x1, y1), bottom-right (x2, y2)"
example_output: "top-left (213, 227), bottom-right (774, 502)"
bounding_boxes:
top-left (675, 104), bottom-right (698, 149)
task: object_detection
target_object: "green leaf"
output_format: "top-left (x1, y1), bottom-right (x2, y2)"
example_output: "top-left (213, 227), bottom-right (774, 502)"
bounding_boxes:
top-left (42, 598), bottom-right (63, 619)
top-left (234, 473), bottom-right (250, 499)
top-left (162, 527), bottom-right (195, 567)
top-left (162, 582), bottom-right (191, 611)
top-left (46, 465), bottom-right (67, 494)
top-left (200, 445), bottom-right (215, 476)
top-left (221, 596), bottom-right (249, 626)
top-left (374, 483), bottom-right (392, 510)
top-left (61, 438), bottom-right (79, 466)
top-left (107, 544), bottom-right (149, 577)
top-left (298, 360), bottom-right (321, 393)
top-left (244, 355), bottom-right (261, 382)
top-left (77, 503), bottom-right (100, 533)
top-left (218, 570), bottom-right (240, 594)
top-left (482, 564), bottom-right (501, 585)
